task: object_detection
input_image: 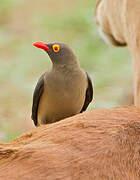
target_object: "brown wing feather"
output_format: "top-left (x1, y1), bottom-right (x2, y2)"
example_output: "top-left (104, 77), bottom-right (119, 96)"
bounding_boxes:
top-left (80, 72), bottom-right (93, 113)
top-left (31, 74), bottom-right (44, 126)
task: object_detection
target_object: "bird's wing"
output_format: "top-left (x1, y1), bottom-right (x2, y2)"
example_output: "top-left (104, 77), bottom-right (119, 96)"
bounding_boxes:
top-left (31, 74), bottom-right (44, 126)
top-left (80, 72), bottom-right (93, 113)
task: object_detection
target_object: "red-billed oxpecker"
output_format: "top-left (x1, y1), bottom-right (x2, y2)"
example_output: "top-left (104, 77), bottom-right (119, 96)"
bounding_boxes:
top-left (32, 41), bottom-right (93, 126)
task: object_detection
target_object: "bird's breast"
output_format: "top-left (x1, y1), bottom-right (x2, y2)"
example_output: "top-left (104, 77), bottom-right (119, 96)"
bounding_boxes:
top-left (45, 80), bottom-right (85, 106)
top-left (37, 70), bottom-right (87, 124)
top-left (45, 70), bottom-right (87, 102)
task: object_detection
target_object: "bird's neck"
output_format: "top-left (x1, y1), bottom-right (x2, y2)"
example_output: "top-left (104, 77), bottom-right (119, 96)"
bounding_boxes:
top-left (52, 61), bottom-right (80, 73)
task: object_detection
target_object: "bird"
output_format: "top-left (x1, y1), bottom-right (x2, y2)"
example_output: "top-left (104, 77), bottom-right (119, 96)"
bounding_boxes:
top-left (32, 41), bottom-right (93, 126)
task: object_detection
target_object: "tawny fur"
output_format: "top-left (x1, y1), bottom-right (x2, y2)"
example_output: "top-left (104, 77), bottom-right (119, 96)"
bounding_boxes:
top-left (0, 106), bottom-right (140, 180)
top-left (95, 0), bottom-right (140, 106)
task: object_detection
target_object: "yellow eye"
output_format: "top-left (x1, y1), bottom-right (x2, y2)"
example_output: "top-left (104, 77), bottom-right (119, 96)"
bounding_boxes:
top-left (52, 44), bottom-right (60, 53)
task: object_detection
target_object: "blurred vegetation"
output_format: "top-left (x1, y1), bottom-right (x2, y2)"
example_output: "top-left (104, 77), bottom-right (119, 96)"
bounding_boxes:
top-left (0, 0), bottom-right (132, 142)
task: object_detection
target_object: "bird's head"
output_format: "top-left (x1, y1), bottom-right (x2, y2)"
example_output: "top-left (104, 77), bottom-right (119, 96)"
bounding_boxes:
top-left (33, 41), bottom-right (78, 66)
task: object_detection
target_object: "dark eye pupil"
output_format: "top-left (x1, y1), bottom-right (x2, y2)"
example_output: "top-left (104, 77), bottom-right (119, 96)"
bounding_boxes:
top-left (55, 47), bottom-right (58, 50)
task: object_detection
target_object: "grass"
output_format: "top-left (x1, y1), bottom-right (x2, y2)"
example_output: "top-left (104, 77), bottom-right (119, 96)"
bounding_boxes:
top-left (0, 0), bottom-right (132, 142)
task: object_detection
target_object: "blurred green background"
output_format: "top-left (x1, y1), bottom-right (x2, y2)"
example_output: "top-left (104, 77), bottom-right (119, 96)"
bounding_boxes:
top-left (0, 0), bottom-right (133, 142)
